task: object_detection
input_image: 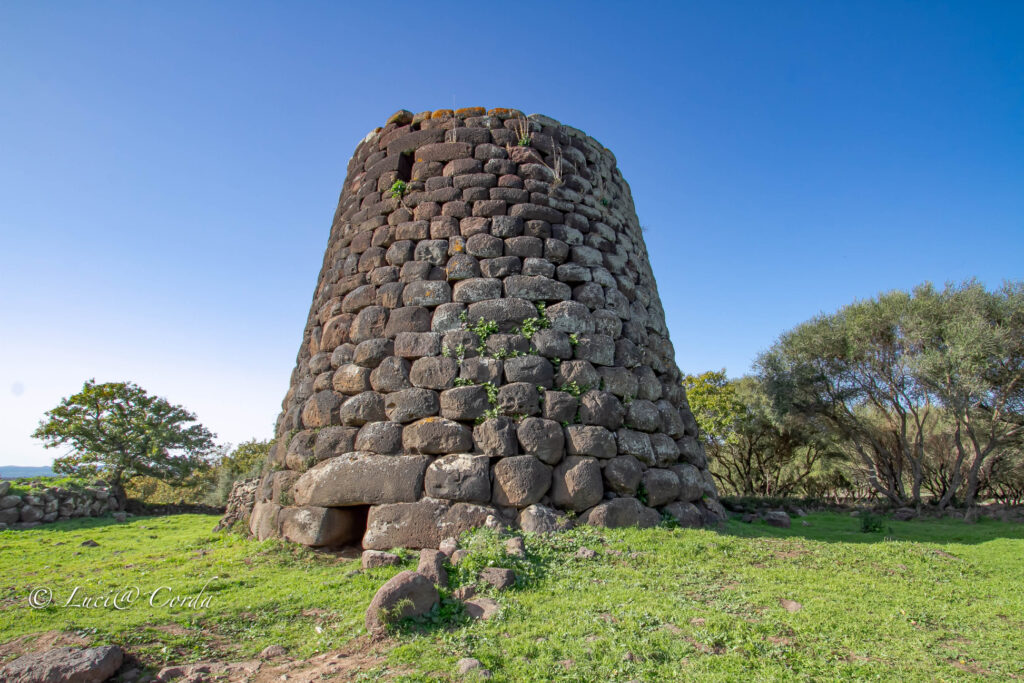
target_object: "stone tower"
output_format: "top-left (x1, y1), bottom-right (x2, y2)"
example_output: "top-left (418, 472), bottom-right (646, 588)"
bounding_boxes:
top-left (249, 108), bottom-right (724, 549)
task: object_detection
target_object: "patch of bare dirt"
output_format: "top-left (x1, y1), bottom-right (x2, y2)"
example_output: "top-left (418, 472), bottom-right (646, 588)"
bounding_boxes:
top-left (154, 636), bottom-right (403, 682)
top-left (0, 630), bottom-right (92, 664)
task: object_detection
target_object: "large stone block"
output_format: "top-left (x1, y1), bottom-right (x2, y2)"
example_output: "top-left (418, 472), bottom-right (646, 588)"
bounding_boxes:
top-left (424, 454), bottom-right (491, 503)
top-left (492, 455), bottom-right (552, 507)
top-left (363, 499), bottom-right (495, 549)
top-left (403, 417), bottom-right (474, 454)
top-left (279, 506), bottom-right (363, 547)
top-left (293, 453), bottom-right (429, 506)
top-left (550, 456), bottom-right (603, 511)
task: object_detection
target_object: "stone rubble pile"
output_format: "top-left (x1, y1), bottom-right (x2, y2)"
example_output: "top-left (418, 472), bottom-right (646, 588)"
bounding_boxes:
top-left (244, 107), bottom-right (726, 549)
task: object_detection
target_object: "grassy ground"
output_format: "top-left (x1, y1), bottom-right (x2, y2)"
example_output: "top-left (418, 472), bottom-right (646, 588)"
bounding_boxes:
top-left (1, 512), bottom-right (1022, 681)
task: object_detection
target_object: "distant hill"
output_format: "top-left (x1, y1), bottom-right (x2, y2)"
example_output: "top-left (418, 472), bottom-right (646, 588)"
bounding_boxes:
top-left (0, 466), bottom-right (56, 479)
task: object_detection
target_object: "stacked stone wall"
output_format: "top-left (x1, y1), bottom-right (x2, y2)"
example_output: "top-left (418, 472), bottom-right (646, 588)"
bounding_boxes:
top-left (249, 107), bottom-right (725, 549)
top-left (0, 480), bottom-right (125, 530)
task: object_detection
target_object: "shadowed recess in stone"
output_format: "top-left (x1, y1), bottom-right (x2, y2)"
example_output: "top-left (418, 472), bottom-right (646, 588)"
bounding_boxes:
top-left (241, 108), bottom-right (725, 549)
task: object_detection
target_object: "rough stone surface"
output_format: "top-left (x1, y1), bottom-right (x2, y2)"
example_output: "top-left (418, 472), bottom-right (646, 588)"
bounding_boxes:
top-left (365, 571), bottom-right (439, 632)
top-left (251, 109), bottom-right (720, 549)
top-left (492, 455), bottom-right (552, 507)
top-left (1, 646), bottom-right (124, 683)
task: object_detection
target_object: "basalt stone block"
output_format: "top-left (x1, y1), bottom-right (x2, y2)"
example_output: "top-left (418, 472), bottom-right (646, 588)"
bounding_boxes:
top-left (581, 497), bottom-right (645, 529)
top-left (293, 453), bottom-right (429, 506)
top-left (280, 506), bottom-right (362, 547)
top-left (302, 391), bottom-right (341, 428)
top-left (333, 364), bottom-right (373, 395)
top-left (354, 338), bottom-right (394, 368)
top-left (504, 355), bottom-right (554, 386)
top-left (579, 390), bottom-right (625, 429)
top-left (440, 385), bottom-right (490, 421)
top-left (492, 455), bottom-right (553, 507)
top-left (663, 501), bottom-right (703, 528)
top-left (618, 428), bottom-right (655, 465)
top-left (370, 356), bottom-right (412, 392)
top-left (517, 417), bottom-right (565, 464)
top-left (627, 399), bottom-right (662, 432)
top-left (467, 297), bottom-right (536, 331)
top-left (497, 382), bottom-right (540, 416)
top-left (253, 109), bottom-right (718, 549)
top-left (603, 455), bottom-right (643, 495)
top-left (424, 454), bottom-right (491, 503)
top-left (385, 387), bottom-right (440, 423)
top-left (565, 425), bottom-right (617, 459)
top-left (355, 421), bottom-right (404, 454)
top-left (339, 391), bottom-right (387, 426)
top-left (473, 417), bottom-right (518, 456)
top-left (402, 281), bottom-right (452, 307)
top-left (453, 277), bottom-right (503, 303)
top-left (363, 499), bottom-right (495, 549)
top-left (641, 468), bottom-right (681, 507)
top-left (403, 417), bottom-right (474, 454)
top-left (551, 456), bottom-right (603, 511)
top-left (313, 426), bottom-right (359, 461)
top-left (410, 356), bottom-right (458, 389)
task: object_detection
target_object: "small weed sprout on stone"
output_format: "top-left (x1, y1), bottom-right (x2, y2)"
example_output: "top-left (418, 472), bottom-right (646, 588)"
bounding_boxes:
top-left (568, 333), bottom-right (580, 347)
top-left (470, 317), bottom-right (499, 354)
top-left (636, 482), bottom-right (649, 506)
top-left (543, 144), bottom-right (564, 192)
top-left (513, 116), bottom-right (532, 146)
top-left (562, 381), bottom-right (588, 398)
top-left (389, 179), bottom-right (407, 200)
top-left (453, 377), bottom-right (475, 387)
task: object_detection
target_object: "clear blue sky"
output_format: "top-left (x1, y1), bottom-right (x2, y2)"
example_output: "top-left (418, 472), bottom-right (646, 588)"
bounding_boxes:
top-left (2, 1), bottom-right (1022, 466)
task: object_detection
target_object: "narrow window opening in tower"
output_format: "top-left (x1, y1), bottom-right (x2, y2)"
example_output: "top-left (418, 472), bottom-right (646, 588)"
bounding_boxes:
top-left (397, 152), bottom-right (414, 183)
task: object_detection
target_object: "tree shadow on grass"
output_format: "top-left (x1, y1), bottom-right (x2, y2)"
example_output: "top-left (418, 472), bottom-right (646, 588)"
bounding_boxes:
top-left (719, 511), bottom-right (1024, 545)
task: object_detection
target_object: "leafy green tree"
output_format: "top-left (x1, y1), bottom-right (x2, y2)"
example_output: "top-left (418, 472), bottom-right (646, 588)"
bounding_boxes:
top-left (33, 379), bottom-right (217, 487)
top-left (684, 371), bottom-right (839, 497)
top-left (912, 281), bottom-right (1024, 507)
top-left (758, 281), bottom-right (1024, 508)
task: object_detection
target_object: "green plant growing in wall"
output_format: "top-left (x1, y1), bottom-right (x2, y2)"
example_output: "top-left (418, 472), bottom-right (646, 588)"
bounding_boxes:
top-left (470, 317), bottom-right (499, 354)
top-left (513, 116), bottom-right (532, 146)
top-left (389, 179), bottom-right (407, 200)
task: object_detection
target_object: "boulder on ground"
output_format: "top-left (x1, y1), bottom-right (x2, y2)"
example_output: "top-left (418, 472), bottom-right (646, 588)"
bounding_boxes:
top-left (764, 510), bottom-right (791, 528)
top-left (365, 570), bottom-right (439, 633)
top-left (362, 550), bottom-right (402, 569)
top-left (1, 646), bottom-right (123, 683)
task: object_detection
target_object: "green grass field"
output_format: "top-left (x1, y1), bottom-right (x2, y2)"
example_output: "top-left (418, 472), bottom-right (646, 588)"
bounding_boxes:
top-left (2, 512), bottom-right (1022, 681)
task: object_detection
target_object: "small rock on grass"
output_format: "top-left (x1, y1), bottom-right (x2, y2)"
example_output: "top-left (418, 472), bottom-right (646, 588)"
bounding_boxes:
top-left (575, 547), bottom-right (596, 559)
top-left (439, 537), bottom-right (458, 556)
top-left (365, 571), bottom-right (439, 633)
top-left (450, 549), bottom-right (469, 565)
top-left (81, 539), bottom-right (99, 547)
top-left (418, 549), bottom-right (449, 587)
top-left (362, 550), bottom-right (401, 569)
top-left (478, 567), bottom-right (515, 590)
top-left (259, 644), bottom-right (287, 659)
top-left (457, 657), bottom-right (493, 678)
top-left (463, 597), bottom-right (499, 620)
top-left (504, 536), bottom-right (526, 557)
top-left (453, 585), bottom-right (476, 600)
top-left (780, 599), bottom-right (802, 613)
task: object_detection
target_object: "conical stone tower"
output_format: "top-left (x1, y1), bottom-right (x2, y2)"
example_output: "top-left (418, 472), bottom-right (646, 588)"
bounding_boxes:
top-left (249, 108), bottom-right (725, 549)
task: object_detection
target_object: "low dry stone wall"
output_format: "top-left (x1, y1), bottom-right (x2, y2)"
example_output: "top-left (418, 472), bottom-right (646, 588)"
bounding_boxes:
top-left (0, 480), bottom-right (125, 530)
top-left (246, 107), bottom-right (726, 549)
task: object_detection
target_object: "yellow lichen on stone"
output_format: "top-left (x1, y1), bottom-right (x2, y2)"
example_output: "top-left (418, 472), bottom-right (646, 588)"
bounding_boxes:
top-left (412, 111), bottom-right (432, 125)
top-left (386, 110), bottom-right (414, 126)
top-left (431, 109), bottom-right (454, 119)
top-left (455, 107), bottom-right (485, 118)
top-left (487, 108), bottom-right (522, 120)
